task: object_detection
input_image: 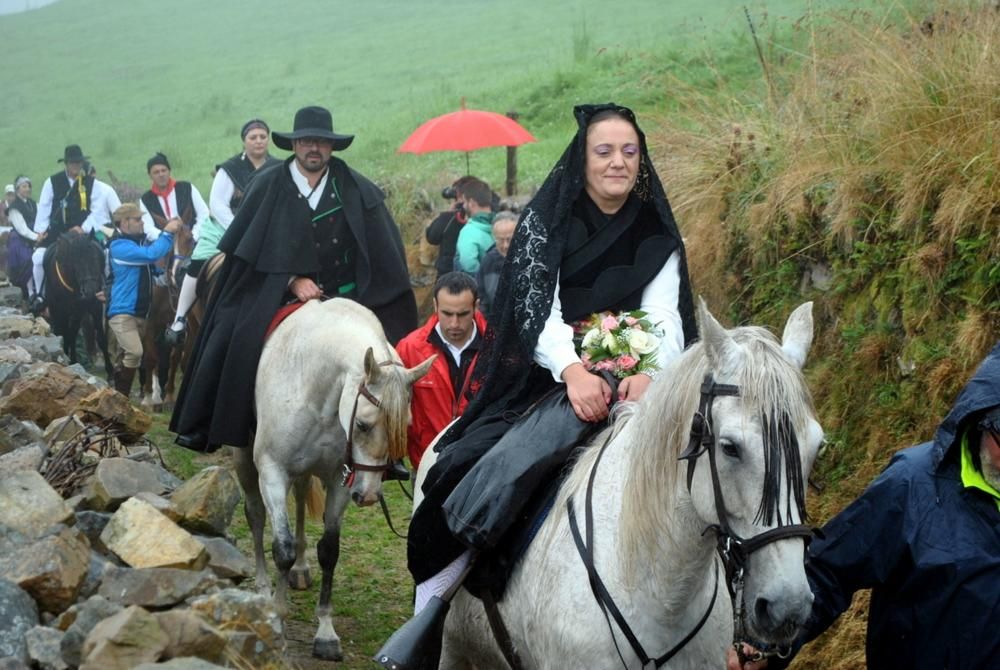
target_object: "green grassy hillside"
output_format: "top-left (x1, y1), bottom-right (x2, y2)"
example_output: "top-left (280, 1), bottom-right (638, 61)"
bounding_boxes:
top-left (2, 0), bottom-right (863, 209)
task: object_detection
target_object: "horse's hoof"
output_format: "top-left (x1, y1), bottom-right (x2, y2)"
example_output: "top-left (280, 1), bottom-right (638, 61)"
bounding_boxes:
top-left (288, 566), bottom-right (312, 590)
top-left (312, 637), bottom-right (343, 661)
top-left (152, 403), bottom-right (163, 414)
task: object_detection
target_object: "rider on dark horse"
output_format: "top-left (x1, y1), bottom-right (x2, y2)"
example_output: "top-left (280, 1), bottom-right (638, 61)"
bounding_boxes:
top-left (30, 145), bottom-right (115, 314)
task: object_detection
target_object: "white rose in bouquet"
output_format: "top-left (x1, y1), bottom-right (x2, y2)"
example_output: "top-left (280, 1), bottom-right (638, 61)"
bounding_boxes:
top-left (602, 331), bottom-right (619, 353)
top-left (581, 328), bottom-right (602, 349)
top-left (627, 328), bottom-right (658, 356)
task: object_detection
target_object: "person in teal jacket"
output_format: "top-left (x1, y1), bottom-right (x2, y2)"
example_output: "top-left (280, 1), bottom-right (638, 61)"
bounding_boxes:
top-left (454, 178), bottom-right (494, 274)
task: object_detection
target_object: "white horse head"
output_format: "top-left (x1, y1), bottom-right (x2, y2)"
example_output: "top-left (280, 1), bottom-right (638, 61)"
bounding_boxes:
top-left (341, 346), bottom-right (434, 506)
top-left (680, 299), bottom-right (821, 646)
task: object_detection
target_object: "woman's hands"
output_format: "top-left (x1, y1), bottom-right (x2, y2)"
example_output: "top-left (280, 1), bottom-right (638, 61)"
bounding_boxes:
top-left (618, 373), bottom-right (652, 402)
top-left (562, 363), bottom-right (612, 422)
top-left (290, 276), bottom-right (322, 302)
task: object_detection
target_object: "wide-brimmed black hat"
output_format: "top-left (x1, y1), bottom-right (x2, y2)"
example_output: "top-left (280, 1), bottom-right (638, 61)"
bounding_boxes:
top-left (272, 106), bottom-right (354, 152)
top-left (58, 144), bottom-right (90, 163)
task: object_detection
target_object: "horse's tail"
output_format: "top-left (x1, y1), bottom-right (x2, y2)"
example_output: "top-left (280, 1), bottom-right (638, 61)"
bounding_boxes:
top-left (304, 476), bottom-right (326, 520)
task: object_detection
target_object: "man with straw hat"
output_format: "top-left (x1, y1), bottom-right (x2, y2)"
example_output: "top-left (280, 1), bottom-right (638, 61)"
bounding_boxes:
top-left (171, 105), bottom-right (417, 455)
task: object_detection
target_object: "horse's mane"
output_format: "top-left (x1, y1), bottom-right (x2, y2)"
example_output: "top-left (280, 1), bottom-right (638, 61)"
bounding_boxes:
top-left (378, 362), bottom-right (410, 462)
top-left (552, 325), bottom-right (815, 582)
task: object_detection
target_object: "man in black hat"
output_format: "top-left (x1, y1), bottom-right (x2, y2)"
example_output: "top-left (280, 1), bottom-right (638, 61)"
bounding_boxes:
top-left (30, 145), bottom-right (117, 309)
top-left (170, 105), bottom-right (418, 455)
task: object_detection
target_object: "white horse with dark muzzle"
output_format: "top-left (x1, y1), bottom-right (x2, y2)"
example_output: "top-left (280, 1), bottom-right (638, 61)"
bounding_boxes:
top-left (233, 298), bottom-right (432, 661)
top-left (416, 300), bottom-right (823, 669)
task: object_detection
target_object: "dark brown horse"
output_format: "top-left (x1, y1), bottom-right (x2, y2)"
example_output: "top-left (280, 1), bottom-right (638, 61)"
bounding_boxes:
top-left (139, 224), bottom-right (195, 411)
top-left (44, 233), bottom-right (113, 379)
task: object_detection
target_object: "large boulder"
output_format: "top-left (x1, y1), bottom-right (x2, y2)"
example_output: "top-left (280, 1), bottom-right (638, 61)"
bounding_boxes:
top-left (0, 344), bottom-right (32, 388)
top-left (79, 605), bottom-right (168, 670)
top-left (0, 444), bottom-right (44, 474)
top-left (0, 314), bottom-right (49, 340)
top-left (153, 609), bottom-right (227, 662)
top-left (84, 458), bottom-right (181, 511)
top-left (0, 414), bottom-right (43, 456)
top-left (42, 415), bottom-right (86, 444)
top-left (169, 467), bottom-right (241, 536)
top-left (134, 659), bottom-right (227, 670)
top-left (197, 537), bottom-right (252, 583)
top-left (55, 596), bottom-right (123, 667)
top-left (77, 388), bottom-right (151, 438)
top-left (5, 337), bottom-right (65, 365)
top-left (24, 625), bottom-right (67, 670)
top-left (0, 470), bottom-right (73, 536)
top-left (188, 589), bottom-right (283, 661)
top-left (100, 498), bottom-right (208, 570)
top-left (0, 526), bottom-right (91, 614)
top-left (98, 567), bottom-right (220, 609)
top-left (0, 363), bottom-right (100, 427)
top-left (0, 579), bottom-right (38, 662)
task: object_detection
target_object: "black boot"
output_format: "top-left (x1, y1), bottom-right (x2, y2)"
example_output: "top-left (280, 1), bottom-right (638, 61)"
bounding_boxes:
top-left (384, 460), bottom-right (411, 482)
top-left (114, 366), bottom-right (136, 398)
top-left (374, 556), bottom-right (476, 670)
top-left (374, 596), bottom-right (448, 670)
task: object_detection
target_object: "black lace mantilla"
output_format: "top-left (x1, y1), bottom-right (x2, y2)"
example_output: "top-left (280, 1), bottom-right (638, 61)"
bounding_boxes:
top-left (438, 103), bottom-right (697, 447)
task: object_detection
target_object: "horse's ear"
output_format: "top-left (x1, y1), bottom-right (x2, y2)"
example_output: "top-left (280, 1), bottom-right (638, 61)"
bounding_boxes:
top-left (696, 297), bottom-right (736, 370)
top-left (781, 302), bottom-right (814, 370)
top-left (363, 347), bottom-right (380, 382)
top-left (406, 354), bottom-right (437, 386)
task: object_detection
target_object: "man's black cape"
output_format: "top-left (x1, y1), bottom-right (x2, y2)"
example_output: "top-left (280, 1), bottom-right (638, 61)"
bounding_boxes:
top-left (170, 156), bottom-right (417, 447)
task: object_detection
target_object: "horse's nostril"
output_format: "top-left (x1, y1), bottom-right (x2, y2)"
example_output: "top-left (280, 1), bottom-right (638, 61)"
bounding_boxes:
top-left (755, 596), bottom-right (773, 628)
top-left (351, 491), bottom-right (362, 505)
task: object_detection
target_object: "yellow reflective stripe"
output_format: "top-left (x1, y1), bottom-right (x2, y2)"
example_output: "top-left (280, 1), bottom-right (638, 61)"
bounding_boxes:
top-left (961, 435), bottom-right (1000, 510)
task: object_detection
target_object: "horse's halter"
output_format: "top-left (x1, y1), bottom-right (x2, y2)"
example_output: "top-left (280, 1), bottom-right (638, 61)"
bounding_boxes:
top-left (678, 374), bottom-right (817, 664)
top-left (340, 360), bottom-right (404, 488)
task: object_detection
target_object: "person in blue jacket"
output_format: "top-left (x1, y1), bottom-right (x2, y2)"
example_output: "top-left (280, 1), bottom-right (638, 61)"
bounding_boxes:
top-left (106, 202), bottom-right (181, 397)
top-left (731, 341), bottom-right (1000, 670)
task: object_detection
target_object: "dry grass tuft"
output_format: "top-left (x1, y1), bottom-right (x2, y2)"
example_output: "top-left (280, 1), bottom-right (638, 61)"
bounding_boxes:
top-left (954, 308), bottom-right (998, 364)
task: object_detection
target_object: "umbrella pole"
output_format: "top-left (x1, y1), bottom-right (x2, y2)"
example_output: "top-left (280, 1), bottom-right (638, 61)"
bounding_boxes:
top-left (465, 152), bottom-right (470, 175)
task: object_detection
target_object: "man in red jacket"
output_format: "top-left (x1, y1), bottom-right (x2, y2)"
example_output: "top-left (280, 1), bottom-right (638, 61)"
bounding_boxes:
top-left (396, 272), bottom-right (487, 469)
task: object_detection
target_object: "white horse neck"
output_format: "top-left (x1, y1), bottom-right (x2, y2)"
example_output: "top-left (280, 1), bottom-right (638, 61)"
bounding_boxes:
top-left (567, 418), bottom-right (719, 628)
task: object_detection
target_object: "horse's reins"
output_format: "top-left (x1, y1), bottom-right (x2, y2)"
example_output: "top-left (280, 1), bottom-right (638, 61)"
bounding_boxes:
top-left (566, 393), bottom-right (719, 669)
top-left (340, 358), bottom-right (410, 539)
top-left (678, 374), bottom-right (818, 666)
top-left (563, 374), bottom-right (817, 669)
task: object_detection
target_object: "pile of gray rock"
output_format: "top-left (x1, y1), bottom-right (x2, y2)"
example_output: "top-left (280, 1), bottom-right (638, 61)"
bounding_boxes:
top-left (0, 461), bottom-right (285, 670)
top-left (0, 292), bottom-right (284, 669)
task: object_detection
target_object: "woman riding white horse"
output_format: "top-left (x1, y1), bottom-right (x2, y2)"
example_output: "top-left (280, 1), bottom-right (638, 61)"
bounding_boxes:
top-left (413, 300), bottom-right (822, 669)
top-left (234, 298), bottom-right (432, 661)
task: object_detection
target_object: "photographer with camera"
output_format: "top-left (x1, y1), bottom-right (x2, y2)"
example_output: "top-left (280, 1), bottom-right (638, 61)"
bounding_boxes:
top-left (425, 176), bottom-right (477, 280)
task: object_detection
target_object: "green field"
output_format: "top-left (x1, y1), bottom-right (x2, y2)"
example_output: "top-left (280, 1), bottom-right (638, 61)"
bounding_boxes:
top-left (3, 0), bottom-right (866, 208)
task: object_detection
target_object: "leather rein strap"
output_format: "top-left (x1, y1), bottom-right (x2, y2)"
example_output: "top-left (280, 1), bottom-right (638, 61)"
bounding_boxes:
top-left (679, 374), bottom-right (816, 663)
top-left (568, 428), bottom-right (719, 669)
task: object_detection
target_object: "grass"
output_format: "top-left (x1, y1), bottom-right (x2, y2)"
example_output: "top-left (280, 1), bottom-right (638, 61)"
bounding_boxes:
top-left (2, 0), bottom-right (872, 239)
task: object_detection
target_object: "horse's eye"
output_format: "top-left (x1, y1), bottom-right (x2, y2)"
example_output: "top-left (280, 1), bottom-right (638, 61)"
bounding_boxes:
top-left (719, 438), bottom-right (741, 459)
top-left (355, 420), bottom-right (371, 433)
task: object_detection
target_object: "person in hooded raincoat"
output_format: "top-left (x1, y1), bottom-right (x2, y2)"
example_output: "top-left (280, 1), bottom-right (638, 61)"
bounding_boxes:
top-left (732, 341), bottom-right (1000, 670)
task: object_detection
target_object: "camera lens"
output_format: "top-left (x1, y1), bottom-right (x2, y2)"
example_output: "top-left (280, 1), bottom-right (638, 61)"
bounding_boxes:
top-left (441, 186), bottom-right (457, 200)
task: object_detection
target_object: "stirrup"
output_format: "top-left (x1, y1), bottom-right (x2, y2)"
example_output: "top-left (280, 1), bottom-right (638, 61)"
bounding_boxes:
top-left (384, 460), bottom-right (411, 482)
top-left (163, 317), bottom-right (186, 346)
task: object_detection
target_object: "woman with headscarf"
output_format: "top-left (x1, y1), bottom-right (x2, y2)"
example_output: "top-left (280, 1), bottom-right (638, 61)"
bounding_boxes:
top-left (6, 176), bottom-right (39, 300)
top-left (165, 118), bottom-right (281, 342)
top-left (382, 103), bottom-right (698, 667)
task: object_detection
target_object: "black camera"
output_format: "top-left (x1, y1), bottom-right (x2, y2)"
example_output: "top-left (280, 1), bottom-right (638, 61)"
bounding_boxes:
top-left (441, 186), bottom-right (458, 200)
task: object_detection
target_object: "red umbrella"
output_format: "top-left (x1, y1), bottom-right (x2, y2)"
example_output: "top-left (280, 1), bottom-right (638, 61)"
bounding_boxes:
top-left (398, 100), bottom-right (535, 173)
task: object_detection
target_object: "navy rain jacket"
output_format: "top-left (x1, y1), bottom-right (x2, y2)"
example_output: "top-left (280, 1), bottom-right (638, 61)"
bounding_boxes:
top-left (778, 342), bottom-right (1000, 669)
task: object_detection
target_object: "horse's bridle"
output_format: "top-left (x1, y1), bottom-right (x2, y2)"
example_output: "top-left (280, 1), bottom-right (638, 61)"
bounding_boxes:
top-left (340, 359), bottom-right (404, 488)
top-left (678, 374), bottom-right (818, 665)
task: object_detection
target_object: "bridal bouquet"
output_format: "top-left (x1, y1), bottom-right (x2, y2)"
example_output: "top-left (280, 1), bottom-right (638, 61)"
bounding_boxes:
top-left (573, 310), bottom-right (663, 379)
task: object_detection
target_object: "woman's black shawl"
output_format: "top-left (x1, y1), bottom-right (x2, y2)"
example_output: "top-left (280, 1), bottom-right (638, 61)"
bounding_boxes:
top-left (438, 103), bottom-right (697, 449)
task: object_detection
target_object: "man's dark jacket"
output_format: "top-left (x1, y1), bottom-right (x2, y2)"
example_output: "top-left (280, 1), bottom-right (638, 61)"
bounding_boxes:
top-left (170, 156), bottom-right (417, 447)
top-left (776, 341), bottom-right (1000, 669)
